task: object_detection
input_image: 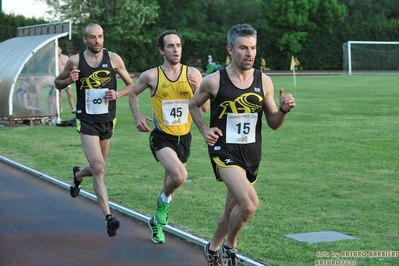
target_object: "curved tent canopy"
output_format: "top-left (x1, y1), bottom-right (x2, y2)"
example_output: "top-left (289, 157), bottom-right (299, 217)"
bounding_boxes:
top-left (0, 21), bottom-right (71, 126)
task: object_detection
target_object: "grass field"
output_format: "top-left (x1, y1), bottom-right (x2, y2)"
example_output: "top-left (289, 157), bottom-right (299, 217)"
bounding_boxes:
top-left (1, 74), bottom-right (398, 266)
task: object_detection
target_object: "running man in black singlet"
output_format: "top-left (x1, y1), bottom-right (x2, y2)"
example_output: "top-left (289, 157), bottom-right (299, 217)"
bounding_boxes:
top-left (54, 23), bottom-right (134, 237)
top-left (189, 24), bottom-right (296, 266)
top-left (129, 30), bottom-right (209, 244)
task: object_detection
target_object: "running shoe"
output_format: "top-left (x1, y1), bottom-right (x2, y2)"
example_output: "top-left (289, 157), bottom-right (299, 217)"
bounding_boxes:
top-left (204, 242), bottom-right (221, 266)
top-left (106, 216), bottom-right (120, 237)
top-left (155, 195), bottom-right (170, 225)
top-left (70, 166), bottom-right (81, 198)
top-left (219, 240), bottom-right (238, 266)
top-left (148, 215), bottom-right (165, 243)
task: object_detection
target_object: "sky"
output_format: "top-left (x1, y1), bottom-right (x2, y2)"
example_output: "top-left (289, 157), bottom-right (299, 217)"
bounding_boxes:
top-left (2, 0), bottom-right (51, 19)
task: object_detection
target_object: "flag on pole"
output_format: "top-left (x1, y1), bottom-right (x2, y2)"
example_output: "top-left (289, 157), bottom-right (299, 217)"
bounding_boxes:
top-left (290, 56), bottom-right (296, 87)
top-left (290, 56), bottom-right (295, 71)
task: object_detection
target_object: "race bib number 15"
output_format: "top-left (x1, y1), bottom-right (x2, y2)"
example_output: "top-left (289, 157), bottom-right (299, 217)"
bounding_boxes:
top-left (226, 113), bottom-right (258, 144)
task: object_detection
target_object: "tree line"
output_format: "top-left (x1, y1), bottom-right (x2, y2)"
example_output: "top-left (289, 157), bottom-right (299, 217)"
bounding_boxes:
top-left (1, 0), bottom-right (398, 71)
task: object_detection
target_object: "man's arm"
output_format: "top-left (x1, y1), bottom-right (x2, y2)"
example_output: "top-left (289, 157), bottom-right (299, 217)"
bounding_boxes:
top-left (189, 73), bottom-right (222, 146)
top-left (54, 55), bottom-right (79, 90)
top-left (262, 74), bottom-right (295, 130)
top-left (188, 67), bottom-right (210, 112)
top-left (129, 69), bottom-right (155, 132)
top-left (110, 52), bottom-right (134, 99)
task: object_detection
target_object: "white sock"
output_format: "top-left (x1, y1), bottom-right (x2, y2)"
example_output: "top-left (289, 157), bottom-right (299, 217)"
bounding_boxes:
top-left (161, 192), bottom-right (172, 203)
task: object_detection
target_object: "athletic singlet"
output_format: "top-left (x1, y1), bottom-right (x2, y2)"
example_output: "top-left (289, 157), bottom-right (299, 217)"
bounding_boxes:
top-left (209, 68), bottom-right (264, 166)
top-left (151, 65), bottom-right (193, 136)
top-left (75, 49), bottom-right (117, 123)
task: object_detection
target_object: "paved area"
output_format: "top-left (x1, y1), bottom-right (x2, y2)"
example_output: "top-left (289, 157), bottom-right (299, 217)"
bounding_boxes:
top-left (0, 157), bottom-right (264, 266)
top-left (0, 160), bottom-right (206, 266)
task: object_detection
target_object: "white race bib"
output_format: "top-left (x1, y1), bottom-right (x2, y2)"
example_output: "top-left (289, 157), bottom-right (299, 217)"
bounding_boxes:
top-left (162, 99), bottom-right (189, 126)
top-left (226, 113), bottom-right (258, 144)
top-left (85, 88), bottom-right (109, 115)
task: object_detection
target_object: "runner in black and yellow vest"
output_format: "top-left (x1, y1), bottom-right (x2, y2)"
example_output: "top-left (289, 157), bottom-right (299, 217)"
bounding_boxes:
top-left (189, 24), bottom-right (296, 265)
top-left (55, 23), bottom-right (134, 237)
top-left (129, 30), bottom-right (209, 244)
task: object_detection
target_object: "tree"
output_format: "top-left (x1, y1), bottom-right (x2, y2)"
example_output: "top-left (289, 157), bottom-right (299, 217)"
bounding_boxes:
top-left (30, 0), bottom-right (398, 71)
top-left (154, 0), bottom-right (268, 70)
top-left (38, 0), bottom-right (158, 70)
top-left (0, 12), bottom-right (48, 41)
top-left (267, 0), bottom-right (346, 53)
top-left (338, 0), bottom-right (399, 25)
top-left (265, 0), bottom-right (347, 69)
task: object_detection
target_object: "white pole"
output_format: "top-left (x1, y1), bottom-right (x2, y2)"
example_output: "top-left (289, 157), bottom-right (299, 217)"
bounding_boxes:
top-left (54, 40), bottom-right (60, 122)
top-left (293, 67), bottom-right (296, 87)
top-left (348, 41), bottom-right (352, 76)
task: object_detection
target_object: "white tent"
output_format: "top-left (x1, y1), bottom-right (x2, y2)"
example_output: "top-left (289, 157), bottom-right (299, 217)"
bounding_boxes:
top-left (0, 21), bottom-right (71, 126)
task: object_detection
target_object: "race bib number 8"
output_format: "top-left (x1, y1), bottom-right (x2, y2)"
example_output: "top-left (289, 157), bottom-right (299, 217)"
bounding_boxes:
top-left (85, 88), bottom-right (109, 114)
top-left (162, 99), bottom-right (189, 126)
top-left (226, 113), bottom-right (258, 144)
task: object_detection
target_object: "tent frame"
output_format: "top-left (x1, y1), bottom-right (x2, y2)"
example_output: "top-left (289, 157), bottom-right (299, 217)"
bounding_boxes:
top-left (0, 21), bottom-right (71, 127)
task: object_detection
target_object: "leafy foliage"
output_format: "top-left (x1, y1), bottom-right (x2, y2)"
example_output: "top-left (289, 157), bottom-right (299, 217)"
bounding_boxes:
top-left (1, 0), bottom-right (399, 71)
top-left (37, 0), bottom-right (158, 69)
top-left (0, 12), bottom-right (47, 39)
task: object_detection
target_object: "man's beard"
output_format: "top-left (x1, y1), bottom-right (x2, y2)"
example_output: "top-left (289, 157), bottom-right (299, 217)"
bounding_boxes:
top-left (87, 45), bottom-right (102, 54)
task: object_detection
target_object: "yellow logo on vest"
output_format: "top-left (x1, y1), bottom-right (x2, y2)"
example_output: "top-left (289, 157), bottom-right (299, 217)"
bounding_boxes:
top-left (79, 70), bottom-right (111, 89)
top-left (219, 92), bottom-right (263, 118)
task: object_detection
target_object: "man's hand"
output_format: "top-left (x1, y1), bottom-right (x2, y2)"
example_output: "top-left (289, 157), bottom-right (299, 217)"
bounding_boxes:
top-left (135, 116), bottom-right (153, 132)
top-left (105, 90), bottom-right (118, 101)
top-left (70, 66), bottom-right (80, 83)
top-left (279, 89), bottom-right (296, 112)
top-left (203, 127), bottom-right (223, 146)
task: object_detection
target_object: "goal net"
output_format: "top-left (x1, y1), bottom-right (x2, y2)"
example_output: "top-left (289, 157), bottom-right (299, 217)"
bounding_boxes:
top-left (342, 41), bottom-right (399, 75)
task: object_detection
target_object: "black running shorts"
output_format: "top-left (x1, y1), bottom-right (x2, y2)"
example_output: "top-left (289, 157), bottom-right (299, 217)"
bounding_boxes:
top-left (211, 156), bottom-right (259, 184)
top-left (149, 129), bottom-right (192, 163)
top-left (76, 119), bottom-right (116, 140)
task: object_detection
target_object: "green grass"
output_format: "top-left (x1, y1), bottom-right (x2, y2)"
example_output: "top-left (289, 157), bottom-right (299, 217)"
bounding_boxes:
top-left (1, 74), bottom-right (399, 266)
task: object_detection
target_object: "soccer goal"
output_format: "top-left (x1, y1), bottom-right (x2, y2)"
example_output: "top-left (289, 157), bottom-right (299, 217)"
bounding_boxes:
top-left (342, 41), bottom-right (399, 75)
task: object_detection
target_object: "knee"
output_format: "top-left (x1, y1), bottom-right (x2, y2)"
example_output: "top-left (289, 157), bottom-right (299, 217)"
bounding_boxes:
top-left (91, 162), bottom-right (105, 177)
top-left (242, 198), bottom-right (259, 220)
top-left (170, 168), bottom-right (187, 188)
top-left (175, 169), bottom-right (188, 186)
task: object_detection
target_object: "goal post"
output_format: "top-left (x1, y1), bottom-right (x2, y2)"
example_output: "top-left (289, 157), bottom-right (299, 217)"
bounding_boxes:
top-left (343, 41), bottom-right (399, 75)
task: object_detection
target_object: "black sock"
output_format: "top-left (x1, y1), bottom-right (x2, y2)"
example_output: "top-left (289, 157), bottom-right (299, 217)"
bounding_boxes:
top-left (223, 244), bottom-right (232, 250)
top-left (208, 246), bottom-right (218, 255)
top-left (105, 214), bottom-right (112, 221)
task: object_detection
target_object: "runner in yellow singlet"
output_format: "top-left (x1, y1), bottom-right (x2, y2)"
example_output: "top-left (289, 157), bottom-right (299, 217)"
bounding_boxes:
top-left (129, 30), bottom-right (209, 244)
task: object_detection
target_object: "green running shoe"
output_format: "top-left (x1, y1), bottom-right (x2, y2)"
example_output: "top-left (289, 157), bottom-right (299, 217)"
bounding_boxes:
top-left (148, 215), bottom-right (165, 243)
top-left (155, 195), bottom-right (170, 225)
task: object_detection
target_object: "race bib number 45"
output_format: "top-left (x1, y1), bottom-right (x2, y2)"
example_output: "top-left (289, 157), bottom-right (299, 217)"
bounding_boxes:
top-left (226, 113), bottom-right (258, 144)
top-left (162, 99), bottom-right (189, 126)
top-left (85, 88), bottom-right (109, 115)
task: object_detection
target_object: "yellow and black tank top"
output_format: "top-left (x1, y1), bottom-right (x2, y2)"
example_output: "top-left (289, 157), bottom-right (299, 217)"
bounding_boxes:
top-left (209, 68), bottom-right (264, 166)
top-left (151, 65), bottom-right (193, 136)
top-left (75, 49), bottom-right (117, 123)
